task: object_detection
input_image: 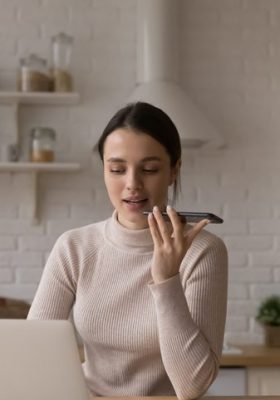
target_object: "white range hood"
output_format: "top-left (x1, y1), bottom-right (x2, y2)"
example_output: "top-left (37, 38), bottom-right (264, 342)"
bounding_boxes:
top-left (128, 0), bottom-right (224, 148)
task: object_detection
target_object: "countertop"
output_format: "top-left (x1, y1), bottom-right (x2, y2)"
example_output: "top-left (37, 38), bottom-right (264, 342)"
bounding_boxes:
top-left (89, 396), bottom-right (280, 400)
top-left (220, 344), bottom-right (280, 367)
top-left (79, 344), bottom-right (280, 368)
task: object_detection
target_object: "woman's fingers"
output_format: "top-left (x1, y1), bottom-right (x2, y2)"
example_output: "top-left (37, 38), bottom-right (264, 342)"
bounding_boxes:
top-left (152, 206), bottom-right (172, 244)
top-left (148, 208), bottom-right (209, 282)
top-left (147, 212), bottom-right (163, 246)
top-left (148, 206), bottom-right (209, 250)
top-left (166, 205), bottom-right (185, 239)
top-left (187, 219), bottom-right (209, 244)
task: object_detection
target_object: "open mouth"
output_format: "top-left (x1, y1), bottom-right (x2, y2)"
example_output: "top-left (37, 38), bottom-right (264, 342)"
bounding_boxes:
top-left (123, 198), bottom-right (149, 211)
top-left (123, 198), bottom-right (148, 204)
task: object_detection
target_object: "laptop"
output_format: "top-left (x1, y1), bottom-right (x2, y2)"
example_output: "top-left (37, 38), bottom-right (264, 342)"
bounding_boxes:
top-left (0, 319), bottom-right (89, 400)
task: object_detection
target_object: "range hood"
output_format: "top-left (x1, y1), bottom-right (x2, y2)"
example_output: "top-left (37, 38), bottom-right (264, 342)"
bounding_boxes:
top-left (128, 0), bottom-right (224, 148)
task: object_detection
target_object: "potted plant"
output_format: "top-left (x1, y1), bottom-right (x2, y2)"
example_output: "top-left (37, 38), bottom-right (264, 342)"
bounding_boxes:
top-left (256, 295), bottom-right (280, 347)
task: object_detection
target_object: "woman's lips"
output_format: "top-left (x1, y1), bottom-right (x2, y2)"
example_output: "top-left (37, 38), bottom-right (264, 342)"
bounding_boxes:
top-left (123, 198), bottom-right (148, 211)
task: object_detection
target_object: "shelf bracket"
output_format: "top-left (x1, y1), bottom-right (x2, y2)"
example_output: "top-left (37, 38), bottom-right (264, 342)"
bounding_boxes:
top-left (11, 102), bottom-right (19, 144)
top-left (30, 171), bottom-right (39, 224)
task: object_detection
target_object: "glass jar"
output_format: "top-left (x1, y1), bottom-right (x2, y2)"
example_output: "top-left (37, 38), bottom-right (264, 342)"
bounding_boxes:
top-left (51, 32), bottom-right (74, 92)
top-left (30, 127), bottom-right (56, 162)
top-left (18, 54), bottom-right (50, 92)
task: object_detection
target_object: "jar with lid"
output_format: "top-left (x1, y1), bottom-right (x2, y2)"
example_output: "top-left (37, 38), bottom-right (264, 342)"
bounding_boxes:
top-left (51, 32), bottom-right (74, 92)
top-left (29, 127), bottom-right (56, 162)
top-left (18, 54), bottom-right (50, 92)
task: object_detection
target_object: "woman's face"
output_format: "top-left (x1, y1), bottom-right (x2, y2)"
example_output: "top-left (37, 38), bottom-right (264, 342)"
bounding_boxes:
top-left (103, 128), bottom-right (180, 229)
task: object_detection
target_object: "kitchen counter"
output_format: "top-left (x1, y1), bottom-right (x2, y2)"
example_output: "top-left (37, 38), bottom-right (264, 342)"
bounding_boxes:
top-left (220, 344), bottom-right (280, 367)
top-left (89, 396), bottom-right (280, 400)
top-left (79, 344), bottom-right (280, 367)
top-left (79, 345), bottom-right (280, 397)
top-left (80, 345), bottom-right (280, 396)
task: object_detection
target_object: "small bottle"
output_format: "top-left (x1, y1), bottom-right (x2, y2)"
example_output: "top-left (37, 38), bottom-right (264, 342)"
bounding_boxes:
top-left (19, 54), bottom-right (50, 92)
top-left (51, 32), bottom-right (74, 92)
top-left (30, 127), bottom-right (56, 162)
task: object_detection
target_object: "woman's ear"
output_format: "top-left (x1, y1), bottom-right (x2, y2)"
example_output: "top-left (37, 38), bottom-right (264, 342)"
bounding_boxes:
top-left (169, 159), bottom-right (181, 185)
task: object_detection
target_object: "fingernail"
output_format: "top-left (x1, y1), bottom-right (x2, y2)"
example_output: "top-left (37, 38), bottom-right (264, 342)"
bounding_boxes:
top-left (166, 205), bottom-right (172, 211)
top-left (153, 205), bottom-right (159, 212)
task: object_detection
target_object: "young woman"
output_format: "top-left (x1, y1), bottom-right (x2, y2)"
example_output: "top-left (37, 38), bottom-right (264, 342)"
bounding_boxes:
top-left (28, 102), bottom-right (228, 399)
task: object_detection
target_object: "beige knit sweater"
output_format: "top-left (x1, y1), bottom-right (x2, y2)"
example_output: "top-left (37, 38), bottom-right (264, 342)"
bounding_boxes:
top-left (28, 211), bottom-right (228, 399)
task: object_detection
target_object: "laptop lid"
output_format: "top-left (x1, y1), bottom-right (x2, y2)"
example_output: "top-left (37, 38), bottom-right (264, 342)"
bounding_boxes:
top-left (0, 319), bottom-right (89, 400)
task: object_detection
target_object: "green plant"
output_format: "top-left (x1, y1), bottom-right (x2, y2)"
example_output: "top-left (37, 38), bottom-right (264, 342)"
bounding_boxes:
top-left (256, 295), bottom-right (280, 326)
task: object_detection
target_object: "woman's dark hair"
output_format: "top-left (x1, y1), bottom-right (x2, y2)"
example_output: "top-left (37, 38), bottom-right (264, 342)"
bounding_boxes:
top-left (97, 102), bottom-right (182, 203)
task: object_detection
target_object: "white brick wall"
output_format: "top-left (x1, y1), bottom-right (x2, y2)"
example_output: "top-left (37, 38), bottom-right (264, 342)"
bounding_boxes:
top-left (0, 0), bottom-right (280, 343)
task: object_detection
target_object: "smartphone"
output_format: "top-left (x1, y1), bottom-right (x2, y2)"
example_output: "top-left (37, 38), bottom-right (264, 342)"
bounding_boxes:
top-left (142, 211), bottom-right (223, 224)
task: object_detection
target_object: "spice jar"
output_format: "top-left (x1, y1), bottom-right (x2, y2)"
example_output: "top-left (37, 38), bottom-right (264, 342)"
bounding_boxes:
top-left (30, 127), bottom-right (56, 162)
top-left (18, 54), bottom-right (50, 92)
top-left (51, 32), bottom-right (74, 92)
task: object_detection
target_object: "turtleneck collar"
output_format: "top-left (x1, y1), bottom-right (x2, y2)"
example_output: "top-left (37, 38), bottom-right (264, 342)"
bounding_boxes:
top-left (104, 210), bottom-right (154, 254)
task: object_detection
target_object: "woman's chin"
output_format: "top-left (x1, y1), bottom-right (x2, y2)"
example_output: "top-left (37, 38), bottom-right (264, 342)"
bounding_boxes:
top-left (117, 211), bottom-right (149, 230)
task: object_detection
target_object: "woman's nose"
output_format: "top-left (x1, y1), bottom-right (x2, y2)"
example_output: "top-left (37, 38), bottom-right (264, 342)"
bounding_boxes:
top-left (126, 170), bottom-right (142, 190)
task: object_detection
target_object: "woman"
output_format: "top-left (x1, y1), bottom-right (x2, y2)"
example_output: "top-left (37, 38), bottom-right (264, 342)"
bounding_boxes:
top-left (28, 102), bottom-right (228, 399)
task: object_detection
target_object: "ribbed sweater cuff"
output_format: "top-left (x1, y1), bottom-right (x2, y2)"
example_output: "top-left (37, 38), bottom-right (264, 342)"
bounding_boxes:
top-left (148, 274), bottom-right (194, 333)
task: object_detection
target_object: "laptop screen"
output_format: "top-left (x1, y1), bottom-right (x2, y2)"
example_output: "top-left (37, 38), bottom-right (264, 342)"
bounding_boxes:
top-left (0, 319), bottom-right (89, 400)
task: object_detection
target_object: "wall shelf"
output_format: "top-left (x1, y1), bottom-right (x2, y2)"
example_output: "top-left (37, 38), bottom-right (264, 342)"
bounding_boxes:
top-left (0, 91), bottom-right (80, 105)
top-left (0, 91), bottom-right (81, 223)
top-left (0, 91), bottom-right (81, 143)
top-left (0, 162), bottom-right (81, 223)
top-left (0, 161), bottom-right (80, 172)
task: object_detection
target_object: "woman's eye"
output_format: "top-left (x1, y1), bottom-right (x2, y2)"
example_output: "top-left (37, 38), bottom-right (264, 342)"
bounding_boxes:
top-left (110, 169), bottom-right (125, 174)
top-left (143, 168), bottom-right (158, 173)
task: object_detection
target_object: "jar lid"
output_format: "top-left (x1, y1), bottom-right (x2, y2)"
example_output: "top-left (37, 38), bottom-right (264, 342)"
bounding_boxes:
top-left (51, 32), bottom-right (74, 44)
top-left (31, 127), bottom-right (56, 139)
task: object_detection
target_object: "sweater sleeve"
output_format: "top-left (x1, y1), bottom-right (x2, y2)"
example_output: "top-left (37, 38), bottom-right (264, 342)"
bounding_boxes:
top-left (148, 234), bottom-right (228, 400)
top-left (28, 231), bottom-right (78, 320)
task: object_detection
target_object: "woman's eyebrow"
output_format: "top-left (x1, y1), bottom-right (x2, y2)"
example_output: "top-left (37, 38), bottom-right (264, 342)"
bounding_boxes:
top-left (106, 156), bottom-right (162, 163)
top-left (106, 157), bottom-right (126, 162)
top-left (141, 156), bottom-right (162, 162)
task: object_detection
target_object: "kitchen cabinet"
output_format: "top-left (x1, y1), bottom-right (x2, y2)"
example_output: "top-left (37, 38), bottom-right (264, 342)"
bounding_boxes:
top-left (0, 91), bottom-right (81, 222)
top-left (220, 345), bottom-right (280, 396)
top-left (206, 366), bottom-right (280, 396)
top-left (247, 367), bottom-right (280, 395)
top-left (206, 368), bottom-right (246, 396)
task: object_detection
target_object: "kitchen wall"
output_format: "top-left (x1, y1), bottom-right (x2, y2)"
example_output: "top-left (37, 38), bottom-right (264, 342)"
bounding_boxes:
top-left (0, 0), bottom-right (280, 345)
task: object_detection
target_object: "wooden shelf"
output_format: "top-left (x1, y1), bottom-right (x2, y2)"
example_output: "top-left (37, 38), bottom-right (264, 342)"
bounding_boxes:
top-left (221, 344), bottom-right (280, 367)
top-left (0, 91), bottom-right (81, 223)
top-left (0, 91), bottom-right (80, 105)
top-left (0, 162), bottom-right (81, 222)
top-left (0, 161), bottom-right (81, 172)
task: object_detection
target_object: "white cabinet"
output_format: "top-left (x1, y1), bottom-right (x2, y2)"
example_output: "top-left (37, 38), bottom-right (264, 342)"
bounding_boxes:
top-left (219, 345), bottom-right (280, 396)
top-left (206, 366), bottom-right (280, 396)
top-left (205, 368), bottom-right (247, 396)
top-left (0, 91), bottom-right (81, 221)
top-left (247, 367), bottom-right (280, 395)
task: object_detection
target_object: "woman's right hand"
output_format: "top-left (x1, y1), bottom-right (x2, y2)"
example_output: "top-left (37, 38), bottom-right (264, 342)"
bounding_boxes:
top-left (148, 205), bottom-right (209, 284)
